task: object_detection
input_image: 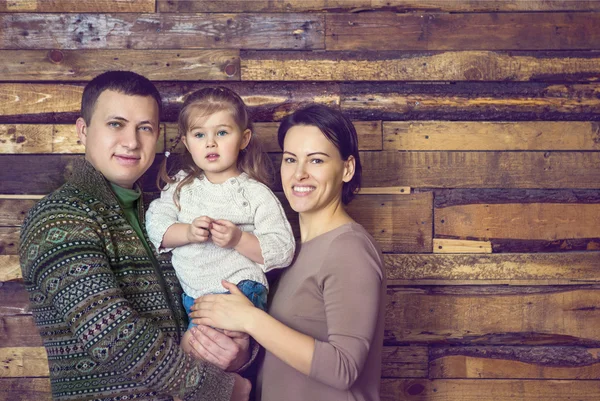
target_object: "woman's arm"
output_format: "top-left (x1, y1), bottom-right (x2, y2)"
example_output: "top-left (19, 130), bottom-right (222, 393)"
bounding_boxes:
top-left (191, 281), bottom-right (315, 375)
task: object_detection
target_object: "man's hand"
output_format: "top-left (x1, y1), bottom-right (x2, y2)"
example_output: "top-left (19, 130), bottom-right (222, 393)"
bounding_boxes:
top-left (187, 216), bottom-right (213, 243)
top-left (210, 220), bottom-right (242, 248)
top-left (186, 325), bottom-right (250, 371)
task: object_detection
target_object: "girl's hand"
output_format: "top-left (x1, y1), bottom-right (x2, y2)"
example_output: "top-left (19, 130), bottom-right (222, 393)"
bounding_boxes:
top-left (190, 280), bottom-right (256, 332)
top-left (210, 219), bottom-right (242, 248)
top-left (187, 216), bottom-right (213, 243)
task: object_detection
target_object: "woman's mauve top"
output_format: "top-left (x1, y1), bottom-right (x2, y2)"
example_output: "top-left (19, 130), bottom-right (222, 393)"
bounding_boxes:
top-left (257, 222), bottom-right (386, 401)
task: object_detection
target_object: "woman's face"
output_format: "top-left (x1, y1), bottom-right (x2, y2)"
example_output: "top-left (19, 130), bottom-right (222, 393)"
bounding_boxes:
top-left (280, 124), bottom-right (354, 216)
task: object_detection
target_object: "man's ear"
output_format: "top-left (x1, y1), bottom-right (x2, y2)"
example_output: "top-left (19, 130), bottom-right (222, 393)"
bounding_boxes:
top-left (342, 155), bottom-right (356, 183)
top-left (76, 117), bottom-right (88, 146)
top-left (240, 129), bottom-right (252, 150)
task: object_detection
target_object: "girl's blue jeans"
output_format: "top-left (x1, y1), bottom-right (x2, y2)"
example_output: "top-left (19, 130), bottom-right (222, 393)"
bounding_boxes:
top-left (182, 279), bottom-right (268, 330)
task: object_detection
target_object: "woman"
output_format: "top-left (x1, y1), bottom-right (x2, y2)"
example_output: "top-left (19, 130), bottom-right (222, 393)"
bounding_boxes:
top-left (191, 104), bottom-right (386, 401)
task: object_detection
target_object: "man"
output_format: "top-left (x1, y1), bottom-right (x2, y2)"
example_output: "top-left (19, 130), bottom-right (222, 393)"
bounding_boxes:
top-left (19, 71), bottom-right (252, 401)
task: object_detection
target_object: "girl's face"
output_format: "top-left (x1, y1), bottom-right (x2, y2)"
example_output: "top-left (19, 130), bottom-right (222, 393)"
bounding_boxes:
top-left (182, 109), bottom-right (251, 184)
top-left (280, 124), bottom-right (354, 217)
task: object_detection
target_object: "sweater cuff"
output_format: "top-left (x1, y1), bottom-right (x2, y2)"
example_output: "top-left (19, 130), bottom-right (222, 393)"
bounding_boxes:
top-left (187, 362), bottom-right (235, 401)
top-left (231, 337), bottom-right (260, 374)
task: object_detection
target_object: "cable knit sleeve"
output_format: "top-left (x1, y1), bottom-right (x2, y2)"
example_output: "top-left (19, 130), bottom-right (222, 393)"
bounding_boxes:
top-left (251, 184), bottom-right (296, 271)
top-left (308, 230), bottom-right (384, 390)
top-left (146, 175), bottom-right (183, 253)
top-left (19, 201), bottom-right (235, 401)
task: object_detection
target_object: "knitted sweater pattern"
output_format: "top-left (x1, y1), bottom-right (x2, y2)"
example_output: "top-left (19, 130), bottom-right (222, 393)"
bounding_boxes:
top-left (19, 159), bottom-right (234, 401)
top-left (146, 171), bottom-right (295, 298)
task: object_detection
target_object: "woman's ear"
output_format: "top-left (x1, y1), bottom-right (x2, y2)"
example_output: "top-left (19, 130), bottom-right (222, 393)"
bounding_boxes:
top-left (240, 129), bottom-right (252, 150)
top-left (342, 155), bottom-right (356, 183)
top-left (76, 117), bottom-right (88, 146)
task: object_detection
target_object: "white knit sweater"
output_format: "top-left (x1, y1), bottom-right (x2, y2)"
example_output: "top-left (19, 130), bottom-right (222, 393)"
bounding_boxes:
top-left (146, 171), bottom-right (295, 298)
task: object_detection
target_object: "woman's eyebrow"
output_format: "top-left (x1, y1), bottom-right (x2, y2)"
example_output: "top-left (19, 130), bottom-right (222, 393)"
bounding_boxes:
top-left (307, 152), bottom-right (330, 157)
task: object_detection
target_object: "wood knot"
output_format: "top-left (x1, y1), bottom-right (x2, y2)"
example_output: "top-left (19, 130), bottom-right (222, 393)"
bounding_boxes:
top-left (48, 50), bottom-right (64, 64)
top-left (406, 383), bottom-right (425, 395)
top-left (224, 63), bottom-right (237, 77)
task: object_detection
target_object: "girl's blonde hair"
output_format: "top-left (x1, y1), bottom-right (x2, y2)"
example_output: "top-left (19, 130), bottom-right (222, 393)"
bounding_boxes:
top-left (157, 87), bottom-right (272, 207)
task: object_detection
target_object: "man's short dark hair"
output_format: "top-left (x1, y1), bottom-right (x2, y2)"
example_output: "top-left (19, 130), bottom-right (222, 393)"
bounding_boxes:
top-left (81, 70), bottom-right (162, 124)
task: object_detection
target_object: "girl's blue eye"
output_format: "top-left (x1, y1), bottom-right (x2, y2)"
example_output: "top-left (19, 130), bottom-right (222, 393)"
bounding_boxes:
top-left (217, 130), bottom-right (228, 136)
top-left (194, 132), bottom-right (205, 138)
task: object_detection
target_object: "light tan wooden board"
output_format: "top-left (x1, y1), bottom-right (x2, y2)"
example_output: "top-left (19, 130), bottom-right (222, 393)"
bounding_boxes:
top-left (0, 50), bottom-right (240, 81)
top-left (436, 203), bottom-right (600, 241)
top-left (242, 51), bottom-right (600, 82)
top-left (326, 12), bottom-right (600, 51)
top-left (384, 121), bottom-right (600, 151)
top-left (0, 0), bottom-right (154, 12)
top-left (385, 252), bottom-right (600, 286)
top-left (0, 13), bottom-right (324, 50)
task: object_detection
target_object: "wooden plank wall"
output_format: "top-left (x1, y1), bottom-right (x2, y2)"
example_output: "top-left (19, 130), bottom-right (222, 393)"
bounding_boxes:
top-left (1, 1), bottom-right (600, 400)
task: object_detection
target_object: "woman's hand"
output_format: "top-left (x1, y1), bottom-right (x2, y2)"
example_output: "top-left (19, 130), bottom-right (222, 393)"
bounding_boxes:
top-left (186, 324), bottom-right (250, 371)
top-left (190, 280), bottom-right (257, 333)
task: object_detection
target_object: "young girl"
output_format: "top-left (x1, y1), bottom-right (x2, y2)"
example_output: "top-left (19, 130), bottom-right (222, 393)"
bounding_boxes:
top-left (145, 87), bottom-right (295, 353)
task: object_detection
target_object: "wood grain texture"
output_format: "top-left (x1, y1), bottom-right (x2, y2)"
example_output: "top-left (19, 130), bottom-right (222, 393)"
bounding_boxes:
top-left (326, 12), bottom-right (600, 51)
top-left (0, 347), bottom-right (48, 377)
top-left (386, 286), bottom-right (600, 345)
top-left (430, 346), bottom-right (600, 379)
top-left (384, 121), bottom-right (600, 151)
top-left (0, 256), bottom-right (20, 282)
top-left (0, 0), bottom-right (154, 12)
top-left (436, 203), bottom-right (600, 241)
top-left (3, 82), bottom-right (600, 123)
top-left (0, 199), bottom-right (36, 226)
top-left (0, 228), bottom-right (19, 256)
top-left (384, 252), bottom-right (600, 285)
top-left (165, 121), bottom-right (382, 153)
top-left (242, 50), bottom-right (600, 82)
top-left (157, 0), bottom-right (600, 13)
top-left (0, 315), bottom-right (42, 348)
top-left (433, 239), bottom-right (492, 254)
top-left (380, 378), bottom-right (600, 400)
top-left (0, 50), bottom-right (240, 81)
top-left (0, 124), bottom-right (165, 154)
top-left (0, 13), bottom-right (324, 50)
top-left (0, 378), bottom-right (50, 401)
top-left (361, 151), bottom-right (600, 189)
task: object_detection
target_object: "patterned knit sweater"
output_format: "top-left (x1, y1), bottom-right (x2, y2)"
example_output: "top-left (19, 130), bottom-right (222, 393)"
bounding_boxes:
top-left (19, 159), bottom-right (237, 401)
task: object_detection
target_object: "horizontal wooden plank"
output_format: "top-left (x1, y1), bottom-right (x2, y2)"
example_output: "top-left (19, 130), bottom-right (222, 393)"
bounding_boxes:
top-left (0, 347), bottom-right (48, 377)
top-left (432, 188), bottom-right (600, 209)
top-left (0, 13), bottom-right (324, 50)
top-left (0, 124), bottom-right (169, 154)
top-left (165, 121), bottom-right (382, 154)
top-left (385, 252), bottom-right (600, 285)
top-left (0, 50), bottom-right (239, 81)
top-left (242, 50), bottom-right (600, 82)
top-left (158, 0), bottom-right (600, 12)
top-left (340, 82), bottom-right (600, 122)
top-left (361, 151), bottom-right (600, 189)
top-left (0, 155), bottom-right (164, 195)
top-left (386, 286), bottom-right (600, 345)
top-left (430, 346), bottom-right (600, 379)
top-left (384, 121), bottom-right (600, 151)
top-left (7, 252), bottom-right (600, 286)
top-left (0, 378), bottom-right (50, 401)
top-left (436, 203), bottom-right (600, 241)
top-left (0, 315), bottom-right (42, 348)
top-left (3, 82), bottom-right (600, 123)
top-left (3, 377), bottom-right (600, 401)
top-left (0, 0), bottom-right (154, 12)
top-left (326, 12), bottom-right (600, 51)
top-left (0, 192), bottom-right (432, 254)
top-left (0, 345), bottom-right (427, 379)
top-left (380, 378), bottom-right (600, 400)
top-left (433, 238), bottom-right (492, 254)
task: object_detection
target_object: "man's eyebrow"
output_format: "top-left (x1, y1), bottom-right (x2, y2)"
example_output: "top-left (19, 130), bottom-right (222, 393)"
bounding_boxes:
top-left (108, 116), bottom-right (128, 122)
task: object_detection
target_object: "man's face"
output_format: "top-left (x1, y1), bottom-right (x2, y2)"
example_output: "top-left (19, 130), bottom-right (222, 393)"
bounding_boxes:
top-left (76, 90), bottom-right (160, 188)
